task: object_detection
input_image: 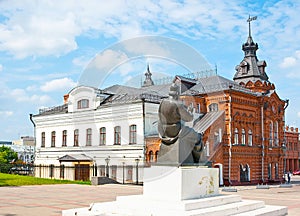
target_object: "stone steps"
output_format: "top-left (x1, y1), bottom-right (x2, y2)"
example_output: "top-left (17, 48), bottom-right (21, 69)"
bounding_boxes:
top-left (62, 194), bottom-right (287, 216)
top-left (234, 204), bottom-right (288, 216)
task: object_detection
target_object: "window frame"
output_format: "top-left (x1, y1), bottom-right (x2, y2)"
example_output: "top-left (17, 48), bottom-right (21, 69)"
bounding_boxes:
top-left (86, 128), bottom-right (92, 146)
top-left (41, 132), bottom-right (45, 147)
top-left (99, 127), bottom-right (106, 146)
top-left (129, 124), bottom-right (137, 144)
top-left (114, 126), bottom-right (121, 145)
top-left (51, 131), bottom-right (56, 147)
top-left (77, 99), bottom-right (89, 109)
top-left (248, 129), bottom-right (253, 146)
top-left (234, 128), bottom-right (239, 145)
top-left (74, 129), bottom-right (79, 147)
top-left (62, 130), bottom-right (67, 147)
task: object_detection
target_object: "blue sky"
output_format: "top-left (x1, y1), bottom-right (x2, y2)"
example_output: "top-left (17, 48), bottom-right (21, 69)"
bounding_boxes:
top-left (1, 0), bottom-right (300, 140)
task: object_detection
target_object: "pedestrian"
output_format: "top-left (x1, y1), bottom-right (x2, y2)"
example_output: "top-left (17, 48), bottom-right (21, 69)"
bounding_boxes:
top-left (287, 171), bottom-right (291, 184)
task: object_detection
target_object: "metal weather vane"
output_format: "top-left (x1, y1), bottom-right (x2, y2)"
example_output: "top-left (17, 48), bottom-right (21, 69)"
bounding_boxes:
top-left (247, 15), bottom-right (257, 37)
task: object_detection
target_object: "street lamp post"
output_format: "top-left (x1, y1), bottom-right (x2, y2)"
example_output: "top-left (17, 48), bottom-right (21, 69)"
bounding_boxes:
top-left (122, 161), bottom-right (125, 184)
top-left (105, 157), bottom-right (110, 178)
top-left (94, 162), bottom-right (98, 177)
top-left (135, 158), bottom-right (140, 185)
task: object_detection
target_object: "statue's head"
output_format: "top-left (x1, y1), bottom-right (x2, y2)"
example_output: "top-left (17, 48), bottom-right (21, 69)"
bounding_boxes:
top-left (169, 83), bottom-right (179, 100)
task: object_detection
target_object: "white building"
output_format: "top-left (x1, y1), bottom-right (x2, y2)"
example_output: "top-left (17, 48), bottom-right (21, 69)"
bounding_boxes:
top-left (31, 69), bottom-right (170, 183)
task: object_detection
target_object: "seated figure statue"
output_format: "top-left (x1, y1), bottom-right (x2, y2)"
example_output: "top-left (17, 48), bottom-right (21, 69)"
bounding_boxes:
top-left (157, 83), bottom-right (204, 165)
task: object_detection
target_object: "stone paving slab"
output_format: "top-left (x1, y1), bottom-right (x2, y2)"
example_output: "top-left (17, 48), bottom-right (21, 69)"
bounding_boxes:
top-left (0, 176), bottom-right (300, 216)
top-left (0, 184), bottom-right (142, 216)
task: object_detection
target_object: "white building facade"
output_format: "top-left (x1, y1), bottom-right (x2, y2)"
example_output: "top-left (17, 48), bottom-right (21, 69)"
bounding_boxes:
top-left (32, 82), bottom-right (168, 183)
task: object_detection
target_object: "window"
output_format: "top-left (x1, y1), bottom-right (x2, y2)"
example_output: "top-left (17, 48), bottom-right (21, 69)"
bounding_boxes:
top-left (206, 141), bottom-right (210, 156)
top-left (248, 130), bottom-right (253, 146)
top-left (86, 128), bottom-right (92, 146)
top-left (41, 132), bottom-right (45, 147)
top-left (99, 127), bottom-right (106, 145)
top-left (269, 121), bottom-right (273, 147)
top-left (241, 129), bottom-right (246, 145)
top-left (197, 103), bottom-right (201, 113)
top-left (51, 131), bottom-right (56, 147)
top-left (129, 124), bottom-right (137, 144)
top-left (208, 103), bottom-right (218, 112)
top-left (74, 129), bottom-right (79, 146)
top-left (234, 128), bottom-right (239, 145)
top-left (62, 130), bottom-right (67, 147)
top-left (111, 165), bottom-right (117, 180)
top-left (218, 128), bottom-right (222, 143)
top-left (214, 132), bottom-right (219, 147)
top-left (114, 126), bottom-right (121, 145)
top-left (274, 121), bottom-right (278, 146)
top-left (77, 99), bottom-right (89, 109)
top-left (126, 166), bottom-right (133, 181)
top-left (275, 163), bottom-right (279, 179)
top-left (149, 151), bottom-right (153, 162)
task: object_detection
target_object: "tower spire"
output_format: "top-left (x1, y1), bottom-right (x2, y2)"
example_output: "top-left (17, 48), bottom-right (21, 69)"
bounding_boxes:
top-left (233, 15), bottom-right (270, 90)
top-left (142, 63), bottom-right (154, 87)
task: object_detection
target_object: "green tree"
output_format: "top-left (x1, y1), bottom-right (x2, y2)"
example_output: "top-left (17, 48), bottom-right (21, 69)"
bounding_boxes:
top-left (0, 146), bottom-right (18, 173)
top-left (0, 146), bottom-right (18, 164)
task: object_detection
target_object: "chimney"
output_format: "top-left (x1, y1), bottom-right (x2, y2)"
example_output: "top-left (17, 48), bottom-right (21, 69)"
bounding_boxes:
top-left (64, 94), bottom-right (69, 104)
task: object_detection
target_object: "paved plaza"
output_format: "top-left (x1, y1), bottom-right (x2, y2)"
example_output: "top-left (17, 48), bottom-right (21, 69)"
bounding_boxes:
top-left (0, 176), bottom-right (299, 216)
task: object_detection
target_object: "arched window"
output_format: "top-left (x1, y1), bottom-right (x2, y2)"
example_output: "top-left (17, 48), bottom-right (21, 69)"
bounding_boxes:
top-left (62, 130), bottom-right (67, 147)
top-left (129, 124), bottom-right (137, 144)
top-left (51, 131), bottom-right (56, 147)
top-left (269, 121), bottom-right (273, 147)
top-left (214, 132), bottom-right (219, 147)
top-left (86, 128), bottom-right (92, 146)
top-left (77, 99), bottom-right (89, 109)
top-left (114, 126), bottom-right (121, 145)
top-left (155, 151), bottom-right (158, 162)
top-left (74, 129), bottom-right (79, 146)
top-left (248, 130), bottom-right (253, 146)
top-left (208, 103), bottom-right (218, 112)
top-left (41, 132), bottom-right (45, 147)
top-left (149, 151), bottom-right (153, 162)
top-left (274, 121), bottom-right (278, 146)
top-left (206, 141), bottom-right (210, 156)
top-left (99, 127), bottom-right (106, 145)
top-left (241, 129), bottom-right (246, 145)
top-left (197, 103), bottom-right (201, 113)
top-left (234, 128), bottom-right (239, 145)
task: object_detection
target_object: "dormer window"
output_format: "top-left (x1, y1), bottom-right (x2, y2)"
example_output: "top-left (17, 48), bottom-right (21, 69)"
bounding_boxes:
top-left (77, 99), bottom-right (89, 109)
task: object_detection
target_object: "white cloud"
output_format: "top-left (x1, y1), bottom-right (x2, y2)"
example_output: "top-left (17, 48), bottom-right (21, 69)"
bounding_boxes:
top-left (9, 88), bottom-right (53, 104)
top-left (89, 49), bottom-right (129, 72)
top-left (279, 50), bottom-right (300, 78)
top-left (0, 0), bottom-right (248, 59)
top-left (40, 77), bottom-right (77, 92)
top-left (280, 56), bottom-right (297, 68)
top-left (0, 110), bottom-right (13, 117)
top-left (0, 64), bottom-right (3, 71)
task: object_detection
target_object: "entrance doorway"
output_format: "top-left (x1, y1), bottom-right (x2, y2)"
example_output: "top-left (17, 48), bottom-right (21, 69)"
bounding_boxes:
top-left (75, 164), bottom-right (90, 181)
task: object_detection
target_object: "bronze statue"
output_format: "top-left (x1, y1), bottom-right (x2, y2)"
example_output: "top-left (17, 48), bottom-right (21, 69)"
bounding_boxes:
top-left (157, 83), bottom-right (204, 165)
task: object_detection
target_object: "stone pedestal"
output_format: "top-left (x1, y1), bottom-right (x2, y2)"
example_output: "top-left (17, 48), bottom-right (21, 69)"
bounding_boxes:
top-left (62, 166), bottom-right (287, 216)
top-left (143, 166), bottom-right (219, 201)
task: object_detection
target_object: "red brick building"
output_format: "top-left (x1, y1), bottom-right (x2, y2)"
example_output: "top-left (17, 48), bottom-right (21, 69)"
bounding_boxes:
top-left (284, 126), bottom-right (300, 173)
top-left (146, 21), bottom-right (300, 185)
